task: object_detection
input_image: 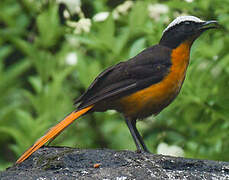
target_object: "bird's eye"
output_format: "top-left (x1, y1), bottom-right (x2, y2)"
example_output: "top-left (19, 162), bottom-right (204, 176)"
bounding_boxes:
top-left (184, 21), bottom-right (191, 25)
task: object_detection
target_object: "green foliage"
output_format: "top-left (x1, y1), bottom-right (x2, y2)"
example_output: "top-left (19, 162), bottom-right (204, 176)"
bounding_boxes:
top-left (0, 0), bottom-right (228, 170)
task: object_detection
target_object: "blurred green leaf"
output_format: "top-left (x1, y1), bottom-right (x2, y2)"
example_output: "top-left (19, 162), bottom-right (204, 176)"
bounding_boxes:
top-left (129, 37), bottom-right (146, 58)
top-left (36, 4), bottom-right (62, 48)
top-left (129, 1), bottom-right (148, 35)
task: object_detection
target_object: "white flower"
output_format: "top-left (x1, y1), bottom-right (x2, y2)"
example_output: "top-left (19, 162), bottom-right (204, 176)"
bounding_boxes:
top-left (112, 1), bottom-right (133, 19)
top-left (185, 0), bottom-right (194, 3)
top-left (65, 52), bottom-right (78, 65)
top-left (116, 1), bottom-right (133, 15)
top-left (93, 12), bottom-right (110, 22)
top-left (67, 18), bottom-right (91, 34)
top-left (63, 9), bottom-right (70, 19)
top-left (112, 11), bottom-right (120, 20)
top-left (75, 18), bottom-right (91, 33)
top-left (211, 66), bottom-right (221, 77)
top-left (57, 0), bottom-right (81, 14)
top-left (157, 142), bottom-right (184, 157)
top-left (213, 55), bottom-right (218, 61)
top-left (148, 4), bottom-right (169, 21)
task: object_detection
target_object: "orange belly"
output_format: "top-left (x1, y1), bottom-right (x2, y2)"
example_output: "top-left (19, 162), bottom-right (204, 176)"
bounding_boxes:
top-left (118, 41), bottom-right (192, 119)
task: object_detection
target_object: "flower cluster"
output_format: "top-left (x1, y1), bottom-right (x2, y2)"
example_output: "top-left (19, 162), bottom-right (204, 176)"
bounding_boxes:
top-left (112, 1), bottom-right (134, 19)
top-left (148, 3), bottom-right (169, 22)
top-left (67, 18), bottom-right (91, 34)
top-left (56, 0), bottom-right (81, 14)
top-left (92, 1), bottom-right (134, 22)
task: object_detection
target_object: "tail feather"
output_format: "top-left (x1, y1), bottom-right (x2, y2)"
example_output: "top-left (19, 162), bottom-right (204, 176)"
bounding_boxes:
top-left (16, 105), bottom-right (93, 164)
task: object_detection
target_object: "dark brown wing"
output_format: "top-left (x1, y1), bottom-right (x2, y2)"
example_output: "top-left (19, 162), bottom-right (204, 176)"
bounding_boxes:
top-left (75, 45), bottom-right (172, 110)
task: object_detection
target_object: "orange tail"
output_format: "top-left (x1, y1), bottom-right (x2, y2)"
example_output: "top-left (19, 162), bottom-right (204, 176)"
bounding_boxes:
top-left (16, 105), bottom-right (93, 164)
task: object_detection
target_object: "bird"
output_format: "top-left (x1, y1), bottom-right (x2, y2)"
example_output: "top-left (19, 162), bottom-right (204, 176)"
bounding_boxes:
top-left (16, 16), bottom-right (218, 164)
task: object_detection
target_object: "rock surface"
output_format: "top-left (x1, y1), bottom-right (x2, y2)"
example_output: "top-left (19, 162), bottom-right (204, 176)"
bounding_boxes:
top-left (1, 146), bottom-right (229, 179)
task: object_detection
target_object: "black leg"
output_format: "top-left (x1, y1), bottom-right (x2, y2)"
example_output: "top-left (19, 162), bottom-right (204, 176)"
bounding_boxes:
top-left (131, 119), bottom-right (150, 153)
top-left (124, 117), bottom-right (150, 153)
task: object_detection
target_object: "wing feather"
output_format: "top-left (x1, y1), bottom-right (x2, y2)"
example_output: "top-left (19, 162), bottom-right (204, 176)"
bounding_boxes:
top-left (75, 45), bottom-right (172, 110)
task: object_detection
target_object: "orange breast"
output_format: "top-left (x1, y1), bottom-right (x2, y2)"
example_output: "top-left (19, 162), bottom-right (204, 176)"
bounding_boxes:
top-left (118, 41), bottom-right (192, 119)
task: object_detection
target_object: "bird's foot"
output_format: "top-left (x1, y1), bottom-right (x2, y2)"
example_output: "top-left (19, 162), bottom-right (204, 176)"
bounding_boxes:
top-left (135, 149), bottom-right (150, 154)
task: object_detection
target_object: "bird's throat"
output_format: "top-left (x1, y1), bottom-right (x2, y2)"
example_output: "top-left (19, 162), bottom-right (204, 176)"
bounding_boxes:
top-left (171, 40), bottom-right (192, 70)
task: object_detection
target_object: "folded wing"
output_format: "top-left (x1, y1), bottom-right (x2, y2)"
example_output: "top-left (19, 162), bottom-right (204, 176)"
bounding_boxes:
top-left (75, 45), bottom-right (172, 110)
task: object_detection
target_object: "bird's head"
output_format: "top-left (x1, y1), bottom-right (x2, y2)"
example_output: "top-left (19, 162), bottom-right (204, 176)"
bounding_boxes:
top-left (159, 16), bottom-right (219, 49)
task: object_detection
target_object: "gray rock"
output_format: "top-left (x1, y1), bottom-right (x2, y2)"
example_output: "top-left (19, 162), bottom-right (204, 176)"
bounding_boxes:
top-left (1, 147), bottom-right (229, 179)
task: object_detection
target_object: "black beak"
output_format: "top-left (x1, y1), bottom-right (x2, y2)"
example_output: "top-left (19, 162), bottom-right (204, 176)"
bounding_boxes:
top-left (199, 20), bottom-right (219, 31)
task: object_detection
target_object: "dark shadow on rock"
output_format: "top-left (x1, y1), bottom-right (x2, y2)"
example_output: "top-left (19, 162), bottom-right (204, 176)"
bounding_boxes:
top-left (1, 146), bottom-right (229, 179)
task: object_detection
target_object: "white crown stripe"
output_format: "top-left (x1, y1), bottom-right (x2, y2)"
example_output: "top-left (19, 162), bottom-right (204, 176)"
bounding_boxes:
top-left (163, 16), bottom-right (204, 34)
